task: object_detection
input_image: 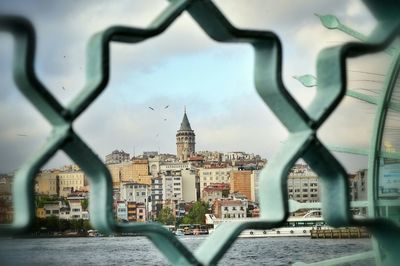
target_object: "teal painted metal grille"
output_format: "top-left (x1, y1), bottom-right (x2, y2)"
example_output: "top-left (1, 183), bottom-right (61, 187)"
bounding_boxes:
top-left (0, 0), bottom-right (399, 265)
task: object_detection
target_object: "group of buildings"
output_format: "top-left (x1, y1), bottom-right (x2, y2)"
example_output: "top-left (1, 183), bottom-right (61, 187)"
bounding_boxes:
top-left (0, 110), bottom-right (368, 224)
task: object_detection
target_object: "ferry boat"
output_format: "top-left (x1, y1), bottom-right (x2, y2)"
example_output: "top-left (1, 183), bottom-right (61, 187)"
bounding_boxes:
top-left (175, 224), bottom-right (209, 236)
top-left (206, 210), bottom-right (330, 238)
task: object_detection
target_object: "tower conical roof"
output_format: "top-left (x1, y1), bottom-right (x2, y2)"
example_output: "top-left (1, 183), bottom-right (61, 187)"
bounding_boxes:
top-left (179, 110), bottom-right (192, 131)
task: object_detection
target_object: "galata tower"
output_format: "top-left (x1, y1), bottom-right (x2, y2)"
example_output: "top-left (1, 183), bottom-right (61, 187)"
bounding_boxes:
top-left (176, 108), bottom-right (195, 161)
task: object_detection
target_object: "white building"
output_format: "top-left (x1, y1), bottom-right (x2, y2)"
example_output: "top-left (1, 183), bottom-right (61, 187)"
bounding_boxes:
top-left (148, 156), bottom-right (161, 177)
top-left (160, 162), bottom-right (191, 172)
top-left (68, 196), bottom-right (88, 220)
top-left (214, 199), bottom-right (247, 219)
top-left (59, 207), bottom-right (70, 219)
top-left (162, 170), bottom-right (183, 201)
top-left (43, 201), bottom-right (63, 218)
top-left (251, 170), bottom-right (260, 203)
top-left (181, 169), bottom-right (197, 202)
top-left (116, 201), bottom-right (128, 221)
top-left (222, 152), bottom-right (256, 162)
top-left (120, 182), bottom-right (151, 204)
top-left (288, 165), bottom-right (320, 203)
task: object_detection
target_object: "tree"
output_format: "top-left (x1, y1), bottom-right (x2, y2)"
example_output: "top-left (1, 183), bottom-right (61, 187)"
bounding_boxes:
top-left (45, 215), bottom-right (59, 231)
top-left (222, 189), bottom-right (229, 198)
top-left (81, 198), bottom-right (89, 211)
top-left (181, 201), bottom-right (208, 224)
top-left (156, 207), bottom-right (175, 225)
top-left (83, 220), bottom-right (92, 231)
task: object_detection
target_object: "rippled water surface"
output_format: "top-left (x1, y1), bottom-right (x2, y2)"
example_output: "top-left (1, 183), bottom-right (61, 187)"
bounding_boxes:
top-left (0, 236), bottom-right (373, 265)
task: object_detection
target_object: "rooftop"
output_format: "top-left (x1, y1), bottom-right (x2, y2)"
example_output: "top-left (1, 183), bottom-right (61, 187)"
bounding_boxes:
top-left (178, 110), bottom-right (192, 131)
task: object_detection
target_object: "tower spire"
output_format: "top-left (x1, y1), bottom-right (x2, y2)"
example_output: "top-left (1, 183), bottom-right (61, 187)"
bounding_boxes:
top-left (179, 108), bottom-right (192, 131)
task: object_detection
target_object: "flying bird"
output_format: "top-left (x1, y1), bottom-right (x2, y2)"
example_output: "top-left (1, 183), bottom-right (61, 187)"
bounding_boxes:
top-left (163, 118), bottom-right (167, 121)
top-left (17, 134), bottom-right (27, 137)
top-left (148, 107), bottom-right (154, 110)
top-left (164, 105), bottom-right (169, 109)
top-left (62, 86), bottom-right (66, 90)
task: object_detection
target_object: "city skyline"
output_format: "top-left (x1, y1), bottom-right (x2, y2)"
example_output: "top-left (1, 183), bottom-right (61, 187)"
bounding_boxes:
top-left (0, 1), bottom-right (380, 173)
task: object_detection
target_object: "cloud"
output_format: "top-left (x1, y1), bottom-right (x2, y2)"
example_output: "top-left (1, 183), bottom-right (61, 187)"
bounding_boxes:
top-left (0, 0), bottom-right (384, 174)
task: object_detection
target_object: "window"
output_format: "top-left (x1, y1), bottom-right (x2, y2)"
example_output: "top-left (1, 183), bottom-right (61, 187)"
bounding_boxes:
top-left (142, 192), bottom-right (146, 196)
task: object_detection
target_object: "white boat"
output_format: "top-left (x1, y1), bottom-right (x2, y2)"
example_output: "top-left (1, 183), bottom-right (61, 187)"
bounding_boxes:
top-left (206, 210), bottom-right (330, 238)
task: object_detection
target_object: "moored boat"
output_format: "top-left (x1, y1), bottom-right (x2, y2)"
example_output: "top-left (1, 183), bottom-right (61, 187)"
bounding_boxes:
top-left (206, 210), bottom-right (330, 238)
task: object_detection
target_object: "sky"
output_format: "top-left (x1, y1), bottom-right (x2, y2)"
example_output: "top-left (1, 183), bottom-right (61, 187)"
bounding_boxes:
top-left (0, 0), bottom-right (388, 174)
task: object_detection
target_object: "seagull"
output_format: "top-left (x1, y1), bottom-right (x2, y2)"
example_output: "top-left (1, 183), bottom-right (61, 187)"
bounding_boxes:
top-left (164, 105), bottom-right (169, 109)
top-left (17, 134), bottom-right (27, 137)
top-left (62, 86), bottom-right (66, 90)
top-left (148, 107), bottom-right (154, 111)
top-left (163, 118), bottom-right (167, 121)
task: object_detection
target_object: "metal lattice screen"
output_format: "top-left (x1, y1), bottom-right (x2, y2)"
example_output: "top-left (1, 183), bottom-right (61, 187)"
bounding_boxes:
top-left (0, 0), bottom-right (400, 265)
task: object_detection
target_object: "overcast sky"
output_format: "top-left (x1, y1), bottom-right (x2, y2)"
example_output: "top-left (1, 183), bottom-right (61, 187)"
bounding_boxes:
top-left (0, 0), bottom-right (387, 174)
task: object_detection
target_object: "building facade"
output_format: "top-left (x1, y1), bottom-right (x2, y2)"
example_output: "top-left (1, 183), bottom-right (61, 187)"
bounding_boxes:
top-left (181, 169), bottom-right (197, 202)
top-left (199, 166), bottom-right (234, 198)
top-left (230, 170), bottom-right (252, 200)
top-left (162, 170), bottom-right (183, 201)
top-left (120, 182), bottom-right (150, 204)
top-left (213, 199), bottom-right (247, 219)
top-left (287, 165), bottom-right (320, 203)
top-left (105, 150), bottom-right (130, 164)
top-left (36, 170), bottom-right (59, 196)
top-left (202, 183), bottom-right (230, 204)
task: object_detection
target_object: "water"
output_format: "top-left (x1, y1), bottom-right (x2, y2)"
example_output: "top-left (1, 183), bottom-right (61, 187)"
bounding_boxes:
top-left (0, 236), bottom-right (373, 265)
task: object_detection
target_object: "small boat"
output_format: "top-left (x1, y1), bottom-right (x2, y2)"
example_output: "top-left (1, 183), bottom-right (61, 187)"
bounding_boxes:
top-left (174, 229), bottom-right (185, 236)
